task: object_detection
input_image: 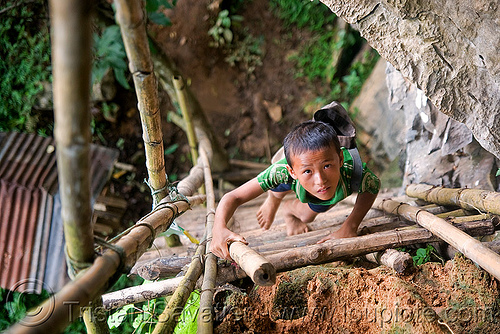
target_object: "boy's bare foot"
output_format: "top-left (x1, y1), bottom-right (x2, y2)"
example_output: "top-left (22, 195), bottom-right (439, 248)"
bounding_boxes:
top-left (317, 225), bottom-right (358, 243)
top-left (284, 214), bottom-right (310, 235)
top-left (257, 194), bottom-right (282, 230)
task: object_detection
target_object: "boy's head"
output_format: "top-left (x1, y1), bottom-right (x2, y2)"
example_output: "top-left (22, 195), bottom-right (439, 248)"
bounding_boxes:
top-left (283, 121), bottom-right (343, 201)
top-left (283, 121), bottom-right (341, 167)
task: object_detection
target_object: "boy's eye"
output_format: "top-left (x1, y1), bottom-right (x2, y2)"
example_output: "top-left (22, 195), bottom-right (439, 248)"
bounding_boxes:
top-left (324, 164), bottom-right (332, 169)
top-left (303, 169), bottom-right (311, 175)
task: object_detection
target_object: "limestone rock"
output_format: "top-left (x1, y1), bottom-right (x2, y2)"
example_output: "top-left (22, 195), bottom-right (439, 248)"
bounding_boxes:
top-left (351, 59), bottom-right (405, 165)
top-left (322, 0), bottom-right (500, 159)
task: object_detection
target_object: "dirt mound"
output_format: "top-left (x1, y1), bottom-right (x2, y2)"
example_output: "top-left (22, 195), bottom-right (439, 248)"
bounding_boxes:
top-left (215, 255), bottom-right (500, 334)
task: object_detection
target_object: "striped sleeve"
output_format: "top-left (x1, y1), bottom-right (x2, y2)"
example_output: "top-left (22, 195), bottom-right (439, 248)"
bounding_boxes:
top-left (256, 159), bottom-right (290, 192)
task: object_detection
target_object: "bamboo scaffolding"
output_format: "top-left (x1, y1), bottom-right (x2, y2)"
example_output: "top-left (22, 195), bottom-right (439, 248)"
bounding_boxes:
top-left (100, 222), bottom-right (500, 310)
top-left (197, 148), bottom-right (217, 333)
top-left (374, 197), bottom-right (500, 281)
top-left (406, 184), bottom-right (500, 215)
top-left (152, 243), bottom-right (206, 334)
top-left (173, 76), bottom-right (199, 165)
top-left (49, 0), bottom-right (94, 276)
top-left (132, 218), bottom-right (493, 283)
top-left (151, 130), bottom-right (214, 334)
top-left (114, 0), bottom-right (167, 206)
top-left (49, 0), bottom-right (104, 332)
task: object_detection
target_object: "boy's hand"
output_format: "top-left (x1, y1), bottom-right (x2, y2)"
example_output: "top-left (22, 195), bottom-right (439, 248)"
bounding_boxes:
top-left (210, 227), bottom-right (247, 261)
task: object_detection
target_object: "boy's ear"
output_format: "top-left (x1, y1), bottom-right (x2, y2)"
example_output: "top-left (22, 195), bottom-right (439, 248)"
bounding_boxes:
top-left (286, 164), bottom-right (298, 180)
top-left (339, 150), bottom-right (344, 165)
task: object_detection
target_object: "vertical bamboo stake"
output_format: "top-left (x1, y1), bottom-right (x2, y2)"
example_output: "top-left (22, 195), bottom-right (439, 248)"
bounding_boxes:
top-left (198, 148), bottom-right (217, 333)
top-left (114, 0), bottom-right (167, 206)
top-left (173, 75), bottom-right (198, 165)
top-left (50, 0), bottom-right (94, 275)
top-left (152, 243), bottom-right (206, 334)
top-left (49, 1), bottom-right (109, 333)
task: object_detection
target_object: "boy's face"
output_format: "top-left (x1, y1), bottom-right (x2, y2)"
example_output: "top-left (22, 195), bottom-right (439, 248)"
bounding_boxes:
top-left (286, 146), bottom-right (343, 201)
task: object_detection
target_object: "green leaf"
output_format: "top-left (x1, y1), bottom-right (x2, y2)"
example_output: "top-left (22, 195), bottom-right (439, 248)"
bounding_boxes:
top-left (146, 0), bottom-right (161, 12)
top-left (173, 290), bottom-right (200, 334)
top-left (165, 143), bottom-right (179, 155)
top-left (114, 69), bottom-right (131, 90)
top-left (223, 29), bottom-right (233, 43)
top-left (108, 304), bottom-right (134, 329)
top-left (222, 17), bottom-right (231, 28)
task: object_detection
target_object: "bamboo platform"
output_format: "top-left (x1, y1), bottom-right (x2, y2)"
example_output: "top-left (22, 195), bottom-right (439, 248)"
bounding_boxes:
top-left (134, 187), bottom-right (498, 276)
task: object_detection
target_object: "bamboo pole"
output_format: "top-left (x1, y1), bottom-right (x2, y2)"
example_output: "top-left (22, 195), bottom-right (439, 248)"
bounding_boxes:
top-left (103, 276), bottom-right (185, 310)
top-left (197, 148), bottom-right (217, 333)
top-left (49, 0), bottom-right (94, 277)
top-left (152, 243), bottom-right (206, 334)
top-left (173, 76), bottom-right (199, 164)
top-left (49, 0), bottom-right (106, 332)
top-left (229, 242), bottom-right (276, 286)
top-left (114, 0), bottom-right (167, 206)
top-left (407, 184), bottom-right (500, 215)
top-left (362, 249), bottom-right (413, 273)
top-left (374, 197), bottom-right (500, 281)
top-left (150, 131), bottom-right (214, 334)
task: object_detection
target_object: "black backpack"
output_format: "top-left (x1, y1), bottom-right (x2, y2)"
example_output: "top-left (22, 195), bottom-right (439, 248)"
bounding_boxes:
top-left (313, 101), bottom-right (363, 193)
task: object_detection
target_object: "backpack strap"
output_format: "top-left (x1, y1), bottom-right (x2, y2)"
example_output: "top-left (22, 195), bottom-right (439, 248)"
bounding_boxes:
top-left (348, 147), bottom-right (363, 193)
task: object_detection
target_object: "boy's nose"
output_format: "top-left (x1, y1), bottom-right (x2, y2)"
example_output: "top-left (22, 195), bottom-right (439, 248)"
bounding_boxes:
top-left (314, 171), bottom-right (326, 185)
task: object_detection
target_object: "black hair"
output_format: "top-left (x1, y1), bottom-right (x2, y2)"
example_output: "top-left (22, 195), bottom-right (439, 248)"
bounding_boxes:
top-left (283, 120), bottom-right (341, 166)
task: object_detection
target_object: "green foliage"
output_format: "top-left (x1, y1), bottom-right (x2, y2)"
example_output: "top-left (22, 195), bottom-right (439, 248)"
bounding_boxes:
top-left (225, 33), bottom-right (264, 75)
top-left (146, 0), bottom-right (177, 26)
top-left (413, 244), bottom-right (436, 266)
top-left (208, 8), bottom-right (263, 76)
top-left (173, 290), bottom-right (200, 334)
top-left (341, 50), bottom-right (380, 99)
top-left (165, 143), bottom-right (179, 155)
top-left (288, 31), bottom-right (335, 81)
top-left (92, 25), bottom-right (130, 90)
top-left (272, 0), bottom-right (380, 108)
top-left (208, 9), bottom-right (243, 47)
top-left (269, 0), bottom-right (336, 31)
top-left (0, 288), bottom-right (49, 330)
top-left (0, 1), bottom-right (52, 132)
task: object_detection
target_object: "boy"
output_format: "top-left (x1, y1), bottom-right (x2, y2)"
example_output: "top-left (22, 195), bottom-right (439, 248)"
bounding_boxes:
top-left (210, 120), bottom-right (380, 260)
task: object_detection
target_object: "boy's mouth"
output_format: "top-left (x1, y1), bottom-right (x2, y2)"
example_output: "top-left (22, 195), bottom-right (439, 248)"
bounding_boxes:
top-left (317, 186), bottom-right (330, 194)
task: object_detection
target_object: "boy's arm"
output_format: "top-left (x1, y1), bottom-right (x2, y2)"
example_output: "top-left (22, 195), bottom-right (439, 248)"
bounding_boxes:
top-left (210, 178), bottom-right (264, 260)
top-left (317, 191), bottom-right (378, 243)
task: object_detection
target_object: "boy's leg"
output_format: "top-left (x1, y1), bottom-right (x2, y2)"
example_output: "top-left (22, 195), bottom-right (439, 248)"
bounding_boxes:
top-left (257, 189), bottom-right (290, 230)
top-left (283, 199), bottom-right (318, 235)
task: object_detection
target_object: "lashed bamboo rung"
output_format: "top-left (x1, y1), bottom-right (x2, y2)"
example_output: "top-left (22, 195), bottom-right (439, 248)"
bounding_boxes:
top-left (407, 184), bottom-right (500, 215)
